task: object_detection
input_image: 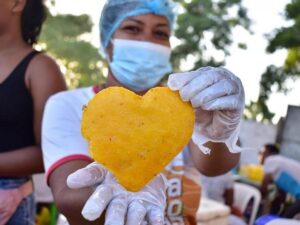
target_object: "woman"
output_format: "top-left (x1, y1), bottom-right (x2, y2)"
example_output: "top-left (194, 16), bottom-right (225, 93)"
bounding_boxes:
top-left (42, 0), bottom-right (244, 224)
top-left (0, 0), bottom-right (66, 224)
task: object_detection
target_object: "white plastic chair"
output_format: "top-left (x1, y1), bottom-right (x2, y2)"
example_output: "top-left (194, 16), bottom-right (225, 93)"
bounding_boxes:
top-left (233, 182), bottom-right (261, 225)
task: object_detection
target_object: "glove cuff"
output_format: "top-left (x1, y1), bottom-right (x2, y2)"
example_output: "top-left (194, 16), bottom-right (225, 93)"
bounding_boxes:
top-left (192, 120), bottom-right (242, 154)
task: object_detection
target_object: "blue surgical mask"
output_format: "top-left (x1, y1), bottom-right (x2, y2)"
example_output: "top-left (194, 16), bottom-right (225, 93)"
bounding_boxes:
top-left (108, 39), bottom-right (172, 92)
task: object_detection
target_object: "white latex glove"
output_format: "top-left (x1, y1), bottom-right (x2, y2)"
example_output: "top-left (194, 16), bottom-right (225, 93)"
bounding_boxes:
top-left (67, 162), bottom-right (167, 225)
top-left (126, 174), bottom-right (167, 225)
top-left (0, 188), bottom-right (23, 225)
top-left (168, 66), bottom-right (245, 154)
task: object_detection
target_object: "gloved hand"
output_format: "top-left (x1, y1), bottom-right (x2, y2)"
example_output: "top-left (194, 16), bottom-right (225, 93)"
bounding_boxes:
top-left (126, 174), bottom-right (167, 225)
top-left (168, 66), bottom-right (245, 154)
top-left (0, 188), bottom-right (23, 225)
top-left (67, 162), bottom-right (167, 225)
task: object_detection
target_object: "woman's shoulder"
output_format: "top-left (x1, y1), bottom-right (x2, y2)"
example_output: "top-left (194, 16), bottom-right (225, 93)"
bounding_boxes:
top-left (31, 52), bottom-right (59, 69)
top-left (24, 51), bottom-right (66, 90)
top-left (26, 51), bottom-right (63, 81)
top-left (22, 51), bottom-right (67, 102)
top-left (29, 52), bottom-right (58, 69)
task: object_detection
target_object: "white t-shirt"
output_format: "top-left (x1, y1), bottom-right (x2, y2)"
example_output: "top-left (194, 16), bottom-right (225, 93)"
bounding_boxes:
top-left (199, 172), bottom-right (234, 203)
top-left (264, 155), bottom-right (300, 182)
top-left (42, 86), bottom-right (201, 225)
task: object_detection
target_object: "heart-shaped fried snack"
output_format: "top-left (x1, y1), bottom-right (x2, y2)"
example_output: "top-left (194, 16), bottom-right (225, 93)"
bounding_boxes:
top-left (82, 87), bottom-right (195, 191)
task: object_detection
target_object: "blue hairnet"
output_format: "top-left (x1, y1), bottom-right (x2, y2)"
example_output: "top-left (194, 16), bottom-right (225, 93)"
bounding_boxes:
top-left (99, 0), bottom-right (178, 53)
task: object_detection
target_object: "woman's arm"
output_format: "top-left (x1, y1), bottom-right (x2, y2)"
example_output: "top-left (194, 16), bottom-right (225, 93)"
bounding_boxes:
top-left (0, 146), bottom-right (43, 176)
top-left (0, 53), bottom-right (66, 176)
top-left (49, 160), bottom-right (105, 225)
top-left (261, 174), bottom-right (273, 197)
top-left (189, 141), bottom-right (240, 176)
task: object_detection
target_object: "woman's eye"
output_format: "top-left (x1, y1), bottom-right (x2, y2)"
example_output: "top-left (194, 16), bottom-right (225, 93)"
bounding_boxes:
top-left (123, 26), bottom-right (141, 33)
top-left (155, 30), bottom-right (170, 39)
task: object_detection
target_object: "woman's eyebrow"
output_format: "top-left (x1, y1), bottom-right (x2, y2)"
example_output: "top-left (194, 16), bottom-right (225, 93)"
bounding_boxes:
top-left (156, 24), bottom-right (169, 28)
top-left (125, 18), bottom-right (144, 25)
top-left (124, 18), bottom-right (169, 28)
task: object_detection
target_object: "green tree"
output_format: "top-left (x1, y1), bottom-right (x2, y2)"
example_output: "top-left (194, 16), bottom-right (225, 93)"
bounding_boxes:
top-left (39, 7), bottom-right (106, 88)
top-left (172, 0), bottom-right (251, 71)
top-left (245, 0), bottom-right (300, 122)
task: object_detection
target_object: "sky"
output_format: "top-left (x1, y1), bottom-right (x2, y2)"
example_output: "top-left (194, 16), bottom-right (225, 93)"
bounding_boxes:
top-left (52, 0), bottom-right (299, 122)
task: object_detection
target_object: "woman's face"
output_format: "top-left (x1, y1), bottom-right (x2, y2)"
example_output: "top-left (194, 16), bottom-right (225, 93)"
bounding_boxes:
top-left (107, 13), bottom-right (171, 58)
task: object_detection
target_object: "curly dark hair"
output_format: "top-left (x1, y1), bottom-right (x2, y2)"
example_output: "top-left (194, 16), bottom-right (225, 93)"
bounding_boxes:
top-left (21, 0), bottom-right (47, 46)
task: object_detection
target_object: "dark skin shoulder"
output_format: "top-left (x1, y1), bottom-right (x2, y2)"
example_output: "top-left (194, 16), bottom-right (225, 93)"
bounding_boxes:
top-left (25, 52), bottom-right (67, 143)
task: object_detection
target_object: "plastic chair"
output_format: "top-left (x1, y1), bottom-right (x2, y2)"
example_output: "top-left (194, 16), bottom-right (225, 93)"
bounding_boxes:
top-left (197, 198), bottom-right (230, 225)
top-left (233, 182), bottom-right (261, 225)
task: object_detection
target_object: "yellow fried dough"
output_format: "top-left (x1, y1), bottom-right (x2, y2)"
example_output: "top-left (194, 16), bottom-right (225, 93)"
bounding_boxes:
top-left (82, 87), bottom-right (195, 191)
